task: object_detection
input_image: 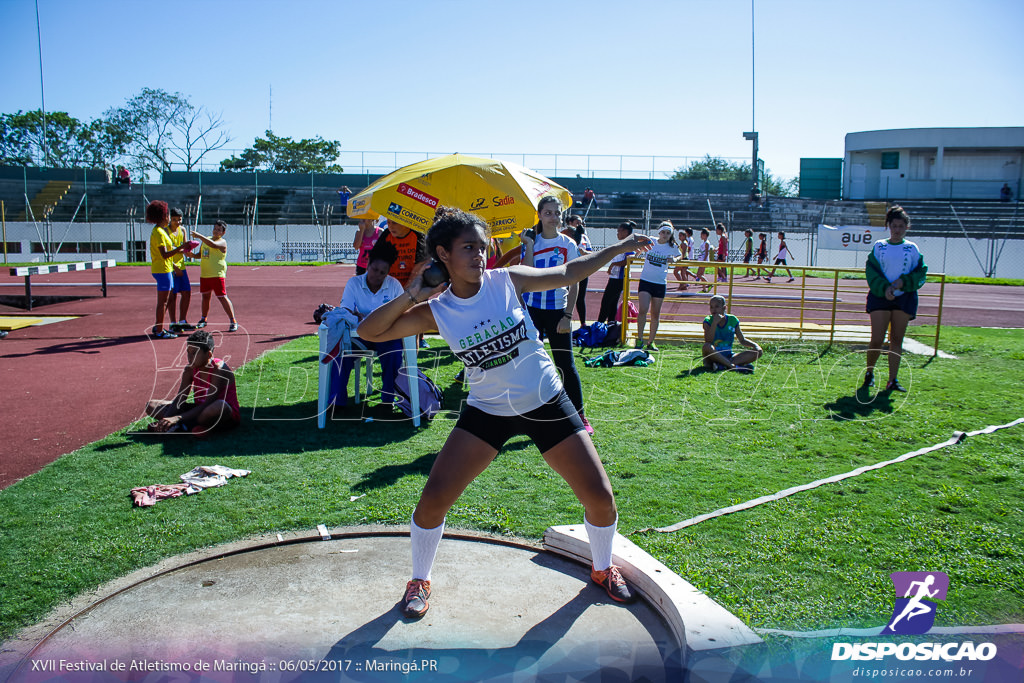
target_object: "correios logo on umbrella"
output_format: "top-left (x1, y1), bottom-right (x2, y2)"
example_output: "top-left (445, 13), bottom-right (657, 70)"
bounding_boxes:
top-left (387, 202), bottom-right (429, 227)
top-left (489, 216), bottom-right (516, 230)
top-left (397, 183), bottom-right (439, 209)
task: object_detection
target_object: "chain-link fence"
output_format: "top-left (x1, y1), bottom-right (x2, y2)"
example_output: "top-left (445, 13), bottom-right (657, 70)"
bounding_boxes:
top-left (4, 219), bottom-right (1024, 280)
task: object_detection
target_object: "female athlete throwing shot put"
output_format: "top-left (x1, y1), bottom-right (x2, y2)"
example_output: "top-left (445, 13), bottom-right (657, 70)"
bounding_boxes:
top-left (359, 206), bottom-right (652, 618)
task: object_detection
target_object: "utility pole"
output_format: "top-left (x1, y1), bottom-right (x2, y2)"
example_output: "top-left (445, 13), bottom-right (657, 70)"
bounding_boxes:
top-left (35, 0), bottom-right (49, 167)
top-left (743, 0), bottom-right (759, 195)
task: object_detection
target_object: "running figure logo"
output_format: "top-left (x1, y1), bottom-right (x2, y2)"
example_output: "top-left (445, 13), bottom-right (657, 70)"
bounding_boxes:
top-left (882, 572), bottom-right (949, 635)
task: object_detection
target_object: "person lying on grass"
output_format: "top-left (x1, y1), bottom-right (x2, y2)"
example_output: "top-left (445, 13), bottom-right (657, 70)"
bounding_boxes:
top-left (702, 295), bottom-right (763, 374)
top-left (145, 330), bottom-right (241, 434)
top-left (358, 205), bottom-right (652, 619)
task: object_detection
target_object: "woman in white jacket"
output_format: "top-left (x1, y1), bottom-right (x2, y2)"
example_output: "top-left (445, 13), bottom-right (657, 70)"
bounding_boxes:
top-left (329, 240), bottom-right (405, 408)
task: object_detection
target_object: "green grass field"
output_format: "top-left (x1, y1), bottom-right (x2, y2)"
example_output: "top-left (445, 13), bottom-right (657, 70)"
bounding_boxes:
top-left (1, 326), bottom-right (1022, 642)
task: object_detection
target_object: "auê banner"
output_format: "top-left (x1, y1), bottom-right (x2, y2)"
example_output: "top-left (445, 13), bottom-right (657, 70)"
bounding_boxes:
top-left (817, 224), bottom-right (887, 250)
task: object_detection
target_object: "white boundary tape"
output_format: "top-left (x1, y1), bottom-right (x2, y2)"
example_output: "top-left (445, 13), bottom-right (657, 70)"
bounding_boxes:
top-left (648, 417), bottom-right (1024, 534)
top-left (757, 624), bottom-right (1024, 638)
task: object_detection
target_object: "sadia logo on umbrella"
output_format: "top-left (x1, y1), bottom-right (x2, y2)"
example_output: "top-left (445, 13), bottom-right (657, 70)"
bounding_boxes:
top-left (882, 571), bottom-right (949, 635)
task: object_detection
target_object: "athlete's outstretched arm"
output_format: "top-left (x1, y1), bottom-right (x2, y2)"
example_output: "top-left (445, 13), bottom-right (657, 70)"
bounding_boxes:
top-left (510, 234), bottom-right (651, 295)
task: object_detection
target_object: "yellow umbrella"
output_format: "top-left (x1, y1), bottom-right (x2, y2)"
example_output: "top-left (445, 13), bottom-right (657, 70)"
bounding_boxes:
top-left (347, 154), bottom-right (573, 238)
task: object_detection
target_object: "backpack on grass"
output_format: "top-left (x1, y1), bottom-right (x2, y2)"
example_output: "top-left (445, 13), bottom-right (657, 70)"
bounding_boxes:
top-left (394, 369), bottom-right (443, 421)
top-left (603, 321), bottom-right (623, 345)
top-left (573, 321), bottom-right (623, 348)
top-left (572, 322), bottom-right (608, 348)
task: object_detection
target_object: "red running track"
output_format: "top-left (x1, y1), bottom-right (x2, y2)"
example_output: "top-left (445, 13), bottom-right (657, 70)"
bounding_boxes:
top-left (0, 264), bottom-right (346, 488)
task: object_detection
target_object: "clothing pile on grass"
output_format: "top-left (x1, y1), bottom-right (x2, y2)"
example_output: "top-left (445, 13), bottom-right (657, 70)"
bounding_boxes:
top-left (130, 465), bottom-right (250, 507)
top-left (582, 348), bottom-right (655, 368)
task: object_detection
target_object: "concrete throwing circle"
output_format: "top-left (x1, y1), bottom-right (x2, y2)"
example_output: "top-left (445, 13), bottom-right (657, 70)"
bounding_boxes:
top-left (9, 532), bottom-right (682, 682)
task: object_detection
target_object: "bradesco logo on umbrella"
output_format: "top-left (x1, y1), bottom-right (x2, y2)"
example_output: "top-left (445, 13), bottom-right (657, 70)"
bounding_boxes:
top-left (397, 183), bottom-right (439, 210)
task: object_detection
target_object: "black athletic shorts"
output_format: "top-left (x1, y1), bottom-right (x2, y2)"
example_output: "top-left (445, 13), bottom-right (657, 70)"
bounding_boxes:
top-left (638, 279), bottom-right (667, 299)
top-left (454, 390), bottom-right (585, 454)
top-left (866, 291), bottom-right (918, 320)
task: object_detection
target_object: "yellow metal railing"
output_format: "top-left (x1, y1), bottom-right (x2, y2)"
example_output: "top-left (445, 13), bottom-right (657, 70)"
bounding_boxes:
top-left (620, 259), bottom-right (945, 353)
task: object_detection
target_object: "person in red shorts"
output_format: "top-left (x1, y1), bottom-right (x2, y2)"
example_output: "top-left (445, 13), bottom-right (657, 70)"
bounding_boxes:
top-left (145, 330), bottom-right (241, 434)
top-left (190, 220), bottom-right (238, 332)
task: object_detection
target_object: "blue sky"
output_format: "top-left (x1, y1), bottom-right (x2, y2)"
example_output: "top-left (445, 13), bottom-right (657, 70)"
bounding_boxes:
top-left (1, 0), bottom-right (1021, 179)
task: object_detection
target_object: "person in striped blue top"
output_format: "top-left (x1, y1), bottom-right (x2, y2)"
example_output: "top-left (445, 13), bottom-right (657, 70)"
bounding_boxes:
top-left (520, 196), bottom-right (591, 433)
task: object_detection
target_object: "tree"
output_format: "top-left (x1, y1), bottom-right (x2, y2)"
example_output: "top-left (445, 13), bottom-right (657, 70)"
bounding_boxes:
top-left (104, 88), bottom-right (230, 175)
top-left (167, 106), bottom-right (231, 172)
top-left (220, 130), bottom-right (342, 173)
top-left (671, 155), bottom-right (798, 197)
top-left (767, 175), bottom-right (800, 197)
top-left (671, 155), bottom-right (751, 181)
top-left (0, 110), bottom-right (124, 168)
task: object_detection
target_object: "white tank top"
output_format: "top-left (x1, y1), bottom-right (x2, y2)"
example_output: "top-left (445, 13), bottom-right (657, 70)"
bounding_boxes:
top-left (429, 269), bottom-right (562, 415)
top-left (639, 241), bottom-right (679, 285)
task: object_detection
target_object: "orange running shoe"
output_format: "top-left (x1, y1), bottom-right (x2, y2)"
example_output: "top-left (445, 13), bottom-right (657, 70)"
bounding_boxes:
top-left (401, 579), bottom-right (431, 618)
top-left (591, 565), bottom-right (635, 603)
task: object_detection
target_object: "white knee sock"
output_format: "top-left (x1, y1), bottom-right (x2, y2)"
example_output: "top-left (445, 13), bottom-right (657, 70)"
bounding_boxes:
top-left (585, 515), bottom-right (618, 571)
top-left (411, 515), bottom-right (445, 581)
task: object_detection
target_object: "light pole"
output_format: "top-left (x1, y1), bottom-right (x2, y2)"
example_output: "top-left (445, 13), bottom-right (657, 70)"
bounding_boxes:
top-left (35, 0), bottom-right (48, 167)
top-left (743, 131), bottom-right (759, 194)
top-left (744, 0), bottom-right (758, 196)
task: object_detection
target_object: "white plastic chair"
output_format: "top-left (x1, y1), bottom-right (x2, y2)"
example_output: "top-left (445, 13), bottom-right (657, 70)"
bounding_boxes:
top-left (318, 324), bottom-right (419, 428)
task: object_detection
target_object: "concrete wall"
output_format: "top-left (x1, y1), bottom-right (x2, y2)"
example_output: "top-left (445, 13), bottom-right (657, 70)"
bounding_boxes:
top-left (0, 166), bottom-right (108, 183)
top-left (844, 127), bottom-right (1024, 200)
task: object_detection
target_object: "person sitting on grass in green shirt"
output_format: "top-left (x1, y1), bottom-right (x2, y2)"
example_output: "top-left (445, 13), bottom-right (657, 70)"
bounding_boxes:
top-left (702, 295), bottom-right (763, 374)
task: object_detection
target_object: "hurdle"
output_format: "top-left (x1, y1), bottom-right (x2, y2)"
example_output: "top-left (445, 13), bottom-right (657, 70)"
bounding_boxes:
top-left (8, 259), bottom-right (116, 310)
top-left (618, 259), bottom-right (946, 351)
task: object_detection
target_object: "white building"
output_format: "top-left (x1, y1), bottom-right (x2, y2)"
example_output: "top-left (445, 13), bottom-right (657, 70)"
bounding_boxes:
top-left (843, 127), bottom-right (1024, 201)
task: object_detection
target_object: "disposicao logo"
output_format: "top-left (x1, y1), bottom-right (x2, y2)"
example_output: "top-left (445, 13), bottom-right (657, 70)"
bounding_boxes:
top-left (831, 571), bottom-right (998, 663)
top-left (883, 571), bottom-right (948, 635)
